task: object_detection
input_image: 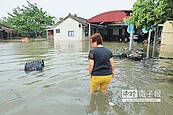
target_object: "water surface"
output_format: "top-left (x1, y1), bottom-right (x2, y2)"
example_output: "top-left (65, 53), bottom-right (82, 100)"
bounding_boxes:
top-left (0, 40), bottom-right (173, 115)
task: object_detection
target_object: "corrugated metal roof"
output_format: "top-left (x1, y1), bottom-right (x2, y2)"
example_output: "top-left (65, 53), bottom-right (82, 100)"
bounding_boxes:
top-left (87, 10), bottom-right (130, 23)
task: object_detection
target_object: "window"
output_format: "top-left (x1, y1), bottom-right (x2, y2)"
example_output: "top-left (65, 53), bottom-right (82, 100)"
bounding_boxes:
top-left (68, 31), bottom-right (74, 37)
top-left (56, 29), bottom-right (60, 33)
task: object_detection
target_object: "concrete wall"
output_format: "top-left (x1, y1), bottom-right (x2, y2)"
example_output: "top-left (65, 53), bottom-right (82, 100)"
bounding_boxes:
top-left (160, 21), bottom-right (173, 58)
top-left (161, 21), bottom-right (173, 44)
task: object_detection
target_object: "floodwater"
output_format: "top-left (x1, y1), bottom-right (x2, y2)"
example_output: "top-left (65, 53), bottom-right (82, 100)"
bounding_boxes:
top-left (0, 40), bottom-right (173, 115)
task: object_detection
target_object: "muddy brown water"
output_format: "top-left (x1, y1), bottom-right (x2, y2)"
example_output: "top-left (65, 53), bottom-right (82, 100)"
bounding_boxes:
top-left (0, 40), bottom-right (173, 115)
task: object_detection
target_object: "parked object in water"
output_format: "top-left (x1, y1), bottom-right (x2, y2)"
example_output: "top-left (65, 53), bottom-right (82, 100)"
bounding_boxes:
top-left (113, 47), bottom-right (128, 58)
top-left (24, 60), bottom-right (44, 72)
top-left (128, 52), bottom-right (143, 60)
top-left (127, 48), bottom-right (144, 60)
top-left (113, 47), bottom-right (144, 60)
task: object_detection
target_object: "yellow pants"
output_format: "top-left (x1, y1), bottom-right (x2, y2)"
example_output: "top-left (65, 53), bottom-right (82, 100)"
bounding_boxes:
top-left (90, 75), bottom-right (112, 93)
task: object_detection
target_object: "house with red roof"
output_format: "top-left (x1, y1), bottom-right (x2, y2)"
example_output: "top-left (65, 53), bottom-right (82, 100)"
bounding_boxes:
top-left (87, 10), bottom-right (132, 41)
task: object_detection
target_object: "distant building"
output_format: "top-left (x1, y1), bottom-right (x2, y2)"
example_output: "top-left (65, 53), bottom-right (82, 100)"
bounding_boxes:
top-left (47, 13), bottom-right (89, 41)
top-left (87, 10), bottom-right (132, 42)
top-left (0, 24), bottom-right (16, 39)
top-left (47, 10), bottom-right (148, 42)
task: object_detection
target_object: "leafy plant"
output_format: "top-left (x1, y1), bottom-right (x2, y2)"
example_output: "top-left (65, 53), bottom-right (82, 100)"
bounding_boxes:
top-left (0, 1), bottom-right (55, 38)
top-left (126, 0), bottom-right (173, 30)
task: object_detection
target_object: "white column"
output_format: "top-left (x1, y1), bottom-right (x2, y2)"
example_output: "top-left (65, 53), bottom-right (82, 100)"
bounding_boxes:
top-left (146, 30), bottom-right (152, 58)
top-left (129, 25), bottom-right (134, 51)
top-left (88, 23), bottom-right (91, 38)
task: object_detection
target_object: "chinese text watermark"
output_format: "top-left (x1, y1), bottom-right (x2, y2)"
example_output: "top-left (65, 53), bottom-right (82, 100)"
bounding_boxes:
top-left (122, 90), bottom-right (161, 102)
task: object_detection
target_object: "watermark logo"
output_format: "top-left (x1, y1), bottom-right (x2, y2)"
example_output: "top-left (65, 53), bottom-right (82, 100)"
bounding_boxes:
top-left (122, 90), bottom-right (161, 102)
top-left (122, 90), bottom-right (138, 98)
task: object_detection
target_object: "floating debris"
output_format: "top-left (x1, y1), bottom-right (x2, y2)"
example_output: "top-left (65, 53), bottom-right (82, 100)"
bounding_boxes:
top-left (113, 47), bottom-right (144, 60)
top-left (24, 60), bottom-right (44, 72)
top-left (127, 48), bottom-right (143, 60)
top-left (113, 47), bottom-right (128, 58)
top-left (109, 102), bottom-right (115, 106)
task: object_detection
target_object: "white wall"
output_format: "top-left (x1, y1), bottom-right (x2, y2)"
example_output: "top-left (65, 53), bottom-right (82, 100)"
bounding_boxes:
top-left (54, 17), bottom-right (83, 40)
top-left (161, 21), bottom-right (173, 44)
top-left (160, 21), bottom-right (173, 58)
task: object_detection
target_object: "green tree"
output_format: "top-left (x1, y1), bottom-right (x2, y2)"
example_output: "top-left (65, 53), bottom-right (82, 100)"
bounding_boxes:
top-left (126, 0), bottom-right (173, 30)
top-left (0, 1), bottom-right (55, 37)
top-left (125, 0), bottom-right (173, 58)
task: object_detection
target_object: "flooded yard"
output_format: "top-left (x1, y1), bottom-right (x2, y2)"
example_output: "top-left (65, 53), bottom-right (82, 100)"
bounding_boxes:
top-left (0, 40), bottom-right (173, 115)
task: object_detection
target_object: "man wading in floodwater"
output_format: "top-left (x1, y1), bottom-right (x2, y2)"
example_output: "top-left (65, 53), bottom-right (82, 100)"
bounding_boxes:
top-left (88, 33), bottom-right (115, 94)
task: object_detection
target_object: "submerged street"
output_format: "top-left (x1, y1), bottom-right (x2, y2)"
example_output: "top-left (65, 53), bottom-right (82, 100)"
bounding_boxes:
top-left (0, 40), bottom-right (173, 115)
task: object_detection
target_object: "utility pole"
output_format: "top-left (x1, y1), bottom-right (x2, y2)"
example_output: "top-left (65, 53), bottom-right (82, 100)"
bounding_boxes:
top-left (152, 26), bottom-right (158, 58)
top-left (88, 23), bottom-right (91, 50)
top-left (88, 23), bottom-right (91, 38)
top-left (129, 25), bottom-right (134, 51)
top-left (146, 30), bottom-right (152, 58)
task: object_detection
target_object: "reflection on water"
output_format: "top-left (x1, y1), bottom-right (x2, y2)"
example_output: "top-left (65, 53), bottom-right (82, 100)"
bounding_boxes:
top-left (85, 91), bottom-right (114, 115)
top-left (0, 40), bottom-right (173, 115)
top-left (54, 40), bottom-right (90, 52)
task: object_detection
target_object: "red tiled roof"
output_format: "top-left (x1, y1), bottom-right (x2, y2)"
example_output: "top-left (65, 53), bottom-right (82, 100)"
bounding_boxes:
top-left (87, 10), bottom-right (130, 23)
